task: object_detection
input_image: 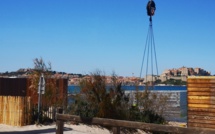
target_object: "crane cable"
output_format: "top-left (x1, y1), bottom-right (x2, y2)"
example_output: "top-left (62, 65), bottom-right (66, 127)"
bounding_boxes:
top-left (139, 17), bottom-right (159, 86)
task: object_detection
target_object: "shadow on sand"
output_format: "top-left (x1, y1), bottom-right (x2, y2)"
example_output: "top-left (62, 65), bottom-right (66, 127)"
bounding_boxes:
top-left (0, 127), bottom-right (73, 134)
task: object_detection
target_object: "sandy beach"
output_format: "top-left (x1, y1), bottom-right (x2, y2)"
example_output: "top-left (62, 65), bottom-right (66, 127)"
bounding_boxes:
top-left (0, 123), bottom-right (111, 134)
top-left (0, 122), bottom-right (186, 134)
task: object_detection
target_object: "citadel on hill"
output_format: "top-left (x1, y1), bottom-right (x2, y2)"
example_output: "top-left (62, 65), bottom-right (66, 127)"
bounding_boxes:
top-left (0, 66), bottom-right (211, 86)
top-left (160, 66), bottom-right (210, 82)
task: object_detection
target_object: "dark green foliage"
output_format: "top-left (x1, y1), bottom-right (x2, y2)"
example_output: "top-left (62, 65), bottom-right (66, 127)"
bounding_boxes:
top-left (31, 106), bottom-right (53, 125)
top-left (128, 106), bottom-right (165, 124)
top-left (140, 110), bottom-right (165, 124)
top-left (128, 106), bottom-right (141, 121)
top-left (75, 97), bottom-right (97, 118)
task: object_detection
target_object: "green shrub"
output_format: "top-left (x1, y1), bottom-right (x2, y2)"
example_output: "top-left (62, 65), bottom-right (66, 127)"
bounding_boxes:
top-left (71, 71), bottom-right (167, 125)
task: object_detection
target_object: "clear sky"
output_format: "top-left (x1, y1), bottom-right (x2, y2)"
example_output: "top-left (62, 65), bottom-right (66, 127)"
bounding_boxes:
top-left (1, 0), bottom-right (215, 77)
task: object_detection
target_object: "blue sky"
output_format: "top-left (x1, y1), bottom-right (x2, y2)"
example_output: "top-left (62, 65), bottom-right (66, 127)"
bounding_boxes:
top-left (0, 0), bottom-right (215, 76)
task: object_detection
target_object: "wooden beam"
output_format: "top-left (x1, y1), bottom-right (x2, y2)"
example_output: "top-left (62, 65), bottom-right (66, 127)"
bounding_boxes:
top-left (188, 108), bottom-right (215, 113)
top-left (187, 84), bottom-right (215, 88)
top-left (56, 114), bottom-right (215, 134)
top-left (188, 111), bottom-right (215, 117)
top-left (187, 79), bottom-right (215, 83)
top-left (188, 99), bottom-right (215, 104)
top-left (188, 96), bottom-right (215, 100)
top-left (188, 104), bottom-right (215, 108)
top-left (56, 108), bottom-right (64, 134)
top-left (187, 87), bottom-right (215, 92)
top-left (188, 92), bottom-right (215, 96)
top-left (112, 127), bottom-right (120, 134)
top-left (188, 123), bottom-right (215, 129)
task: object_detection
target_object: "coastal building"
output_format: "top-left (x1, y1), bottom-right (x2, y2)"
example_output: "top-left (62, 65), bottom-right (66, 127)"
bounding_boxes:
top-left (160, 66), bottom-right (211, 82)
top-left (143, 75), bottom-right (158, 83)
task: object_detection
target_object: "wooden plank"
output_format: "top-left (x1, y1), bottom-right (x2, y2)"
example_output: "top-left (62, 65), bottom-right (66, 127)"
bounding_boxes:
top-left (188, 76), bottom-right (215, 80)
top-left (188, 96), bottom-right (215, 100)
top-left (188, 99), bottom-right (215, 104)
top-left (187, 84), bottom-right (215, 88)
top-left (188, 104), bottom-right (215, 108)
top-left (11, 96), bottom-right (14, 126)
top-left (188, 119), bottom-right (215, 124)
top-left (0, 96), bottom-right (2, 124)
top-left (187, 79), bottom-right (215, 83)
top-left (187, 87), bottom-right (215, 92)
top-left (188, 114), bottom-right (215, 120)
top-left (27, 96), bottom-right (32, 125)
top-left (188, 111), bottom-right (215, 117)
top-left (56, 114), bottom-right (215, 134)
top-left (188, 123), bottom-right (215, 129)
top-left (188, 92), bottom-right (215, 96)
top-left (188, 107), bottom-right (215, 113)
top-left (112, 127), bottom-right (120, 134)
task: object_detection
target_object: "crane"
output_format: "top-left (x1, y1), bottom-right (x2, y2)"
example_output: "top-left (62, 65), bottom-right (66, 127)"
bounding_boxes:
top-left (140, 0), bottom-right (158, 87)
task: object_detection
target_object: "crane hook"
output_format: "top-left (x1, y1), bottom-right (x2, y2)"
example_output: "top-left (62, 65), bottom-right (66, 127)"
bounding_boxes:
top-left (147, 0), bottom-right (156, 17)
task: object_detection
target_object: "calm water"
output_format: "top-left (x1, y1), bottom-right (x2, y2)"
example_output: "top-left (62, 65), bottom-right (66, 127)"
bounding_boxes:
top-left (68, 85), bottom-right (187, 94)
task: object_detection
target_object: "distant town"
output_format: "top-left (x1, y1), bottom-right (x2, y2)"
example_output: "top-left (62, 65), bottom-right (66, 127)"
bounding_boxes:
top-left (0, 66), bottom-right (211, 86)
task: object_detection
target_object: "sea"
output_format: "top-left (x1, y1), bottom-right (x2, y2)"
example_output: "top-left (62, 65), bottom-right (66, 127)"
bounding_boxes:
top-left (68, 85), bottom-right (187, 94)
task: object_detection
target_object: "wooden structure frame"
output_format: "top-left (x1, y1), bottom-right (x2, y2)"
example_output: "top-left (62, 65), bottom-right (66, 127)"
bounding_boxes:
top-left (55, 114), bottom-right (215, 134)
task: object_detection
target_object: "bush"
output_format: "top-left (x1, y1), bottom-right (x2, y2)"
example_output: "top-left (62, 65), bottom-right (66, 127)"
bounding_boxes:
top-left (71, 71), bottom-right (166, 125)
top-left (72, 71), bottom-right (129, 120)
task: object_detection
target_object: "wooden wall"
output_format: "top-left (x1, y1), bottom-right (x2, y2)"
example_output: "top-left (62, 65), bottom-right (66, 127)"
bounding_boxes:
top-left (0, 78), bottom-right (68, 126)
top-left (187, 76), bottom-right (215, 129)
top-left (0, 96), bottom-right (31, 126)
top-left (0, 78), bottom-right (68, 107)
top-left (0, 78), bottom-right (27, 96)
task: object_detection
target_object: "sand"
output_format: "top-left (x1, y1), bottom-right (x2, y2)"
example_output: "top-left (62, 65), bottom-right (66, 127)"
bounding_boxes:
top-left (0, 122), bottom-right (186, 134)
top-left (0, 123), bottom-right (111, 134)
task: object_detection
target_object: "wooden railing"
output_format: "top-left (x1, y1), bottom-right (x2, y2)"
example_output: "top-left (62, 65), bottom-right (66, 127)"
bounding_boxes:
top-left (55, 113), bottom-right (215, 134)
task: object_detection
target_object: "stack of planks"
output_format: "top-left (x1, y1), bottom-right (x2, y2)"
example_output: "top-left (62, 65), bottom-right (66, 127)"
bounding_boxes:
top-left (187, 76), bottom-right (215, 129)
top-left (0, 96), bottom-right (31, 126)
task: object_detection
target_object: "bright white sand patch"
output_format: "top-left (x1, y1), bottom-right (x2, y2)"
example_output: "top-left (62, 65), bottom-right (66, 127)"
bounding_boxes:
top-left (0, 123), bottom-right (111, 134)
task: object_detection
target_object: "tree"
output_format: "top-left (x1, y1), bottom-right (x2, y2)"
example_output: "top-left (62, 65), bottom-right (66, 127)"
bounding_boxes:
top-left (73, 70), bottom-right (129, 120)
top-left (29, 57), bottom-right (65, 123)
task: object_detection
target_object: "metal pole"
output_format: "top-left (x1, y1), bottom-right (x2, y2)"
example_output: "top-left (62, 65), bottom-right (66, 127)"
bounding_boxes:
top-left (37, 75), bottom-right (42, 124)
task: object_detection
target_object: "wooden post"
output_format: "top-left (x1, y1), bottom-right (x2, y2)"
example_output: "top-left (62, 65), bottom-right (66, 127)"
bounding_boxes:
top-left (112, 127), bottom-right (120, 134)
top-left (56, 108), bottom-right (64, 134)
